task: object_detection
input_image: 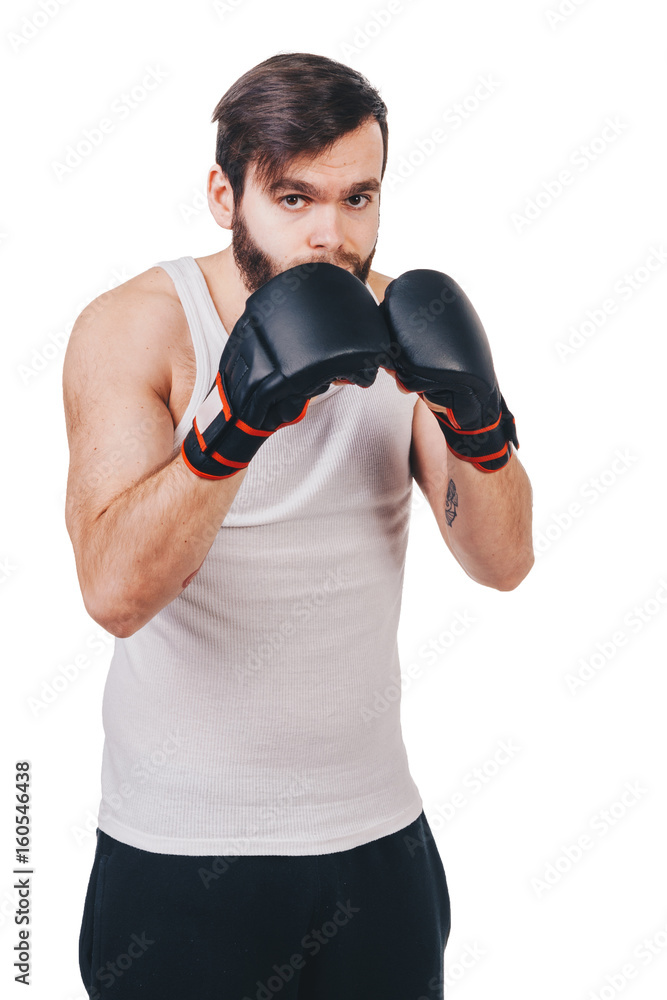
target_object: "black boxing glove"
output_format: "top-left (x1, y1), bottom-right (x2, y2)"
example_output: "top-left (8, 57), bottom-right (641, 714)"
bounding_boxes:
top-left (380, 270), bottom-right (519, 472)
top-left (181, 262), bottom-right (391, 479)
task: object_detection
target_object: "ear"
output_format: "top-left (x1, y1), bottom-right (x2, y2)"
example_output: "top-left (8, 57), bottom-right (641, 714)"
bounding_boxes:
top-left (207, 164), bottom-right (235, 230)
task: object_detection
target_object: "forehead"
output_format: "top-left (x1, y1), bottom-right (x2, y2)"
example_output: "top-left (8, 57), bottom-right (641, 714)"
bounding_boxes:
top-left (248, 118), bottom-right (384, 196)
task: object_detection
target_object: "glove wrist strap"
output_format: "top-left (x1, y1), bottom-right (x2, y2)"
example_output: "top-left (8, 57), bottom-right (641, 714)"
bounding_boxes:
top-left (431, 394), bottom-right (519, 473)
top-left (180, 373), bottom-right (267, 480)
top-left (180, 372), bottom-right (311, 480)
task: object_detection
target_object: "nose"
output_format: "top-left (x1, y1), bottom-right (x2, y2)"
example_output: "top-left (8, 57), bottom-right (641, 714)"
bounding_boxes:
top-left (307, 204), bottom-right (345, 252)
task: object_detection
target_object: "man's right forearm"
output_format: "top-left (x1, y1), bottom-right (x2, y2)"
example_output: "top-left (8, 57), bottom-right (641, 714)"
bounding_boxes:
top-left (76, 453), bottom-right (247, 638)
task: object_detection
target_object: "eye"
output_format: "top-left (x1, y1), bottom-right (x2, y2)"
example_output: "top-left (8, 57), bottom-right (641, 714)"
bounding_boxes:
top-left (345, 194), bottom-right (372, 208)
top-left (281, 195), bottom-right (307, 208)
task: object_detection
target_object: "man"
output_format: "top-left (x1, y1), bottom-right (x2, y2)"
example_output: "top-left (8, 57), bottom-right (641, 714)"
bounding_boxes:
top-left (64, 52), bottom-right (534, 1000)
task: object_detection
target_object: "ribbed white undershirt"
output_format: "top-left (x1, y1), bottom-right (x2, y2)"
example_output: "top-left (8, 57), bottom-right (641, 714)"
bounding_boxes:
top-left (97, 256), bottom-right (424, 856)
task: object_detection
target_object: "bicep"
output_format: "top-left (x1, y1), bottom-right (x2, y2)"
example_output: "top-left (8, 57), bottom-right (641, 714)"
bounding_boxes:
top-left (62, 297), bottom-right (176, 550)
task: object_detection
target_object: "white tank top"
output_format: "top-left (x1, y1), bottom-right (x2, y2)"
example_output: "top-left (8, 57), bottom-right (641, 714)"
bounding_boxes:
top-left (97, 256), bottom-right (423, 856)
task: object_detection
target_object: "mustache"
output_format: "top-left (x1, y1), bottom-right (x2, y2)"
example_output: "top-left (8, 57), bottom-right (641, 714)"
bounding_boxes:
top-left (291, 252), bottom-right (362, 270)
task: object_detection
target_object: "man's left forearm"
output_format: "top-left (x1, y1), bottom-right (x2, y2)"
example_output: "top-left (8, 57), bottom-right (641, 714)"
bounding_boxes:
top-left (438, 446), bottom-right (534, 591)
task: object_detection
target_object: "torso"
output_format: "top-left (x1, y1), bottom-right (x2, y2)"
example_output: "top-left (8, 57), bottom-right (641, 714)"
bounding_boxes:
top-left (121, 255), bottom-right (392, 433)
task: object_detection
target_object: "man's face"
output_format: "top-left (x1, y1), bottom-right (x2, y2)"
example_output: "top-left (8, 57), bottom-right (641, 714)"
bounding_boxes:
top-left (230, 117), bottom-right (383, 294)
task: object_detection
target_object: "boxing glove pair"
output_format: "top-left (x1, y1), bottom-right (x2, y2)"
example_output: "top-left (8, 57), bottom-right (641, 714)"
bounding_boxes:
top-left (181, 262), bottom-right (519, 480)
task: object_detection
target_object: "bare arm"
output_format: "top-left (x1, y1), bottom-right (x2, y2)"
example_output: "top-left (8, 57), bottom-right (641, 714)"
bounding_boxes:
top-left (410, 395), bottom-right (534, 590)
top-left (63, 286), bottom-right (247, 638)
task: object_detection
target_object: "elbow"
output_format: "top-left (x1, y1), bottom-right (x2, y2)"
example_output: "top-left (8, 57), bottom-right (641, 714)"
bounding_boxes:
top-left (83, 587), bottom-right (142, 639)
top-left (86, 603), bottom-right (136, 639)
top-left (457, 539), bottom-right (535, 592)
top-left (492, 575), bottom-right (525, 593)
top-left (71, 531), bottom-right (147, 638)
top-left (491, 551), bottom-right (535, 591)
top-left (102, 617), bottom-right (139, 640)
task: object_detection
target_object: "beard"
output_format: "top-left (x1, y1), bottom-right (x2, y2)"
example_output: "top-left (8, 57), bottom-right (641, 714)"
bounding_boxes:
top-left (231, 201), bottom-right (378, 295)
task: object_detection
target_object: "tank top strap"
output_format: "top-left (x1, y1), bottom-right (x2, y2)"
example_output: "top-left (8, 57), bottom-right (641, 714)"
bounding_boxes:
top-left (155, 256), bottom-right (229, 447)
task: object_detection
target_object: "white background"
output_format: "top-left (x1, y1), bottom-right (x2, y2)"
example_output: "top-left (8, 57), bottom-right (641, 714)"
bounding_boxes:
top-left (2, 0), bottom-right (666, 997)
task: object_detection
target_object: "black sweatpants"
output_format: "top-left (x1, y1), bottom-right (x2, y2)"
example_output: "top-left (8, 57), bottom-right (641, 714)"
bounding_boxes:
top-left (79, 810), bottom-right (451, 999)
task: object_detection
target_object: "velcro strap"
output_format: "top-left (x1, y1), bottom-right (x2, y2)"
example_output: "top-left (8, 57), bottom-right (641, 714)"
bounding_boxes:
top-left (180, 438), bottom-right (248, 480)
top-left (191, 374), bottom-right (236, 450)
top-left (181, 374), bottom-right (312, 480)
top-left (432, 396), bottom-right (519, 472)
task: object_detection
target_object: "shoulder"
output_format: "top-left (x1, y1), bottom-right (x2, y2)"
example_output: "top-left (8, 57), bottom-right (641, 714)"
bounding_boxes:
top-left (368, 269), bottom-right (394, 304)
top-left (69, 265), bottom-right (184, 338)
top-left (64, 265), bottom-right (187, 403)
top-left (86, 265), bottom-right (183, 316)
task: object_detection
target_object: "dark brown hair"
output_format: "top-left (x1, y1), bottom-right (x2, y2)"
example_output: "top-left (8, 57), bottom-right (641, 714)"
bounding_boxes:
top-left (211, 52), bottom-right (388, 205)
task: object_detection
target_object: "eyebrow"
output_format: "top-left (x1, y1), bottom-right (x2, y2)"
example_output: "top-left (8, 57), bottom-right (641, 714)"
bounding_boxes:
top-left (266, 176), bottom-right (381, 198)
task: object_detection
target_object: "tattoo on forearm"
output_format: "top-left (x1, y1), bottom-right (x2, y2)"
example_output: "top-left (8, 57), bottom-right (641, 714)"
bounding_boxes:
top-left (445, 478), bottom-right (458, 527)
